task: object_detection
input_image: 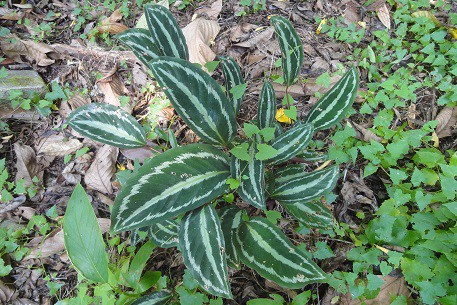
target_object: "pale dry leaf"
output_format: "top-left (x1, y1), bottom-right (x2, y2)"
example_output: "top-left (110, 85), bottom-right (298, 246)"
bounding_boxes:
top-left (0, 280), bottom-right (15, 303)
top-left (104, 8), bottom-right (124, 24)
top-left (182, 18), bottom-right (220, 66)
top-left (120, 146), bottom-right (160, 163)
top-left (348, 276), bottom-right (409, 305)
top-left (0, 7), bottom-right (24, 21)
top-left (12, 299), bottom-right (40, 305)
top-left (14, 143), bottom-right (43, 187)
top-left (352, 121), bottom-right (383, 142)
top-left (84, 145), bottom-right (119, 194)
top-left (96, 23), bottom-right (128, 35)
top-left (435, 107), bottom-right (457, 138)
top-left (37, 134), bottom-right (83, 159)
top-left (229, 23), bottom-right (258, 43)
top-left (195, 0), bottom-right (223, 20)
top-left (62, 162), bottom-right (81, 185)
top-left (377, 3), bottom-right (391, 29)
top-left (234, 26), bottom-right (274, 48)
top-left (59, 93), bottom-right (90, 118)
top-left (343, 1), bottom-right (359, 26)
top-left (1, 38), bottom-right (56, 66)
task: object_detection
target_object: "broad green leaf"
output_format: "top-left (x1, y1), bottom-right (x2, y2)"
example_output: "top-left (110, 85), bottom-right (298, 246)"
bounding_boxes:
top-left (218, 206), bottom-right (244, 269)
top-left (282, 200), bottom-right (333, 229)
top-left (145, 4), bottom-right (188, 60)
top-left (257, 81), bottom-right (276, 129)
top-left (116, 29), bottom-right (162, 66)
top-left (234, 217), bottom-right (326, 288)
top-left (304, 67), bottom-right (359, 131)
top-left (68, 103), bottom-right (146, 148)
top-left (271, 166), bottom-right (339, 204)
top-left (244, 123), bottom-right (260, 138)
top-left (63, 184), bottom-right (108, 283)
top-left (123, 241), bottom-right (155, 290)
top-left (230, 144), bottom-right (266, 210)
top-left (270, 16), bottom-right (304, 86)
top-left (148, 219), bottom-right (180, 248)
top-left (148, 57), bottom-right (236, 146)
top-left (220, 56), bottom-right (245, 115)
top-left (131, 290), bottom-right (172, 305)
top-left (111, 144), bottom-right (230, 233)
top-left (266, 123), bottom-right (314, 165)
top-left (179, 205), bottom-right (232, 298)
top-left (255, 144), bottom-right (279, 161)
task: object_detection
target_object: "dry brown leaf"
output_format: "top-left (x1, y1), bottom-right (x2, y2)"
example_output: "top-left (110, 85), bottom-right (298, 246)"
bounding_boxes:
top-left (96, 23), bottom-right (128, 35)
top-left (435, 107), bottom-right (457, 138)
top-left (304, 75), bottom-right (342, 96)
top-left (195, 0), bottom-right (223, 20)
top-left (62, 162), bottom-right (81, 185)
top-left (366, 0), bottom-right (387, 11)
top-left (234, 26), bottom-right (275, 48)
top-left (14, 143), bottom-right (43, 187)
top-left (229, 23), bottom-right (258, 43)
top-left (12, 299), bottom-right (40, 305)
top-left (0, 280), bottom-right (15, 303)
top-left (96, 64), bottom-right (129, 108)
top-left (352, 122), bottom-right (383, 142)
top-left (120, 146), bottom-right (160, 163)
top-left (84, 145), bottom-right (119, 194)
top-left (377, 3), bottom-right (391, 29)
top-left (343, 1), bottom-right (359, 26)
top-left (347, 276), bottom-right (410, 305)
top-left (182, 18), bottom-right (220, 66)
top-left (0, 7), bottom-right (24, 21)
top-left (36, 134), bottom-right (83, 159)
top-left (1, 38), bottom-right (56, 66)
top-left (59, 93), bottom-right (90, 118)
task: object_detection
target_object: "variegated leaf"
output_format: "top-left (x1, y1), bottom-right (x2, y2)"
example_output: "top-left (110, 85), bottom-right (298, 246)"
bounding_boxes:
top-left (116, 28), bottom-right (162, 66)
top-left (68, 103), bottom-right (147, 148)
top-left (145, 4), bottom-right (189, 60)
top-left (230, 144), bottom-right (266, 210)
top-left (131, 291), bottom-right (172, 305)
top-left (270, 16), bottom-right (304, 86)
top-left (282, 200), bottom-right (333, 229)
top-left (220, 56), bottom-right (245, 115)
top-left (218, 206), bottom-right (244, 269)
top-left (148, 219), bottom-right (179, 248)
top-left (304, 67), bottom-right (359, 131)
top-left (266, 123), bottom-right (314, 165)
top-left (179, 205), bottom-right (232, 298)
top-left (111, 144), bottom-right (230, 233)
top-left (234, 217), bottom-right (326, 288)
top-left (148, 57), bottom-right (236, 146)
top-left (257, 81), bottom-right (276, 130)
top-left (271, 166), bottom-right (339, 204)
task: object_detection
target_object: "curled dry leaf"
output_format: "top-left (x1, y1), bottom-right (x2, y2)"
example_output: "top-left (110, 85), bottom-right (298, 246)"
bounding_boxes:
top-left (97, 63), bottom-right (129, 109)
top-left (234, 26), bottom-right (275, 48)
top-left (351, 121), bottom-right (383, 143)
top-left (84, 145), bottom-right (119, 194)
top-left (14, 143), bottom-right (43, 187)
top-left (59, 93), bottom-right (90, 118)
top-left (182, 18), bottom-right (220, 66)
top-left (195, 0), bottom-right (223, 20)
top-left (95, 8), bottom-right (128, 35)
top-left (36, 134), bottom-right (83, 164)
top-left (1, 38), bottom-right (56, 66)
top-left (0, 280), bottom-right (15, 304)
top-left (377, 3), bottom-right (391, 29)
top-left (435, 107), bottom-right (457, 138)
top-left (120, 145), bottom-right (161, 163)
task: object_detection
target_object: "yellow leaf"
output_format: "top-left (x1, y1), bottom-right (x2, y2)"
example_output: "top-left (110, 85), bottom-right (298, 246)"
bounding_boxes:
top-left (275, 108), bottom-right (292, 124)
top-left (316, 18), bottom-right (327, 35)
top-left (411, 11), bottom-right (442, 27)
top-left (375, 244), bottom-right (390, 254)
top-left (431, 132), bottom-right (439, 148)
top-left (358, 21), bottom-right (367, 29)
top-left (449, 27), bottom-right (457, 39)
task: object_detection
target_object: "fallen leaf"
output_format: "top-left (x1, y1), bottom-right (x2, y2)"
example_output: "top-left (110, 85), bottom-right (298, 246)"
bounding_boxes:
top-left (234, 26), bottom-right (274, 48)
top-left (84, 145), bottom-right (119, 194)
top-left (275, 108), bottom-right (293, 124)
top-left (347, 276), bottom-right (410, 305)
top-left (96, 63), bottom-right (129, 108)
top-left (352, 122), bottom-right (383, 143)
top-left (120, 145), bottom-right (160, 163)
top-left (435, 107), bottom-right (457, 138)
top-left (182, 18), bottom-right (220, 66)
top-left (0, 7), bottom-right (24, 21)
top-left (377, 3), bottom-right (391, 29)
top-left (366, 0), bottom-right (387, 12)
top-left (195, 0), bottom-right (223, 20)
top-left (14, 143), bottom-right (43, 187)
top-left (1, 38), bottom-right (56, 66)
top-left (94, 8), bottom-right (128, 35)
top-left (343, 1), bottom-right (359, 26)
top-left (36, 134), bottom-right (83, 167)
top-left (304, 75), bottom-right (342, 96)
top-left (0, 280), bottom-right (15, 303)
top-left (62, 162), bottom-right (82, 185)
top-left (59, 93), bottom-right (90, 118)
top-left (316, 18), bottom-right (327, 35)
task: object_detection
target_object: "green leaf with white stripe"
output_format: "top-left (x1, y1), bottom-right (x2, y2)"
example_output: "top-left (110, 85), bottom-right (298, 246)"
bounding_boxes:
top-left (148, 219), bottom-right (179, 248)
top-left (218, 206), bottom-right (245, 269)
top-left (265, 123), bottom-right (314, 165)
top-left (111, 144), bottom-right (230, 233)
top-left (116, 28), bottom-right (162, 66)
top-left (234, 217), bottom-right (326, 288)
top-left (282, 200), bottom-right (333, 229)
top-left (220, 56), bottom-right (245, 115)
top-left (179, 205), bottom-right (232, 298)
top-left (230, 143), bottom-right (266, 210)
top-left (304, 67), bottom-right (359, 131)
top-left (148, 57), bottom-right (237, 146)
top-left (145, 4), bottom-right (188, 60)
top-left (271, 166), bottom-right (339, 204)
top-left (270, 16), bottom-right (304, 87)
top-left (68, 103), bottom-right (147, 148)
top-left (257, 81), bottom-right (276, 130)
top-left (131, 291), bottom-right (172, 305)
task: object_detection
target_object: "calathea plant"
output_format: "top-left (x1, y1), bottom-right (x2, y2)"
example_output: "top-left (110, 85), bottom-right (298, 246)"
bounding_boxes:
top-left (68, 4), bottom-right (359, 299)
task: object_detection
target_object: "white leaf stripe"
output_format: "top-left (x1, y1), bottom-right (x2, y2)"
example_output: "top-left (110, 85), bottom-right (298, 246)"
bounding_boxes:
top-left (272, 166), bottom-right (339, 203)
top-left (148, 219), bottom-right (179, 248)
top-left (282, 201), bottom-right (333, 228)
top-left (220, 56), bottom-right (245, 114)
top-left (111, 144), bottom-right (230, 233)
top-left (131, 291), bottom-right (172, 305)
top-left (145, 4), bottom-right (188, 60)
top-left (180, 205), bottom-right (232, 298)
top-left (149, 57), bottom-right (236, 146)
top-left (271, 16), bottom-right (304, 86)
top-left (258, 81), bottom-right (276, 130)
top-left (266, 123), bottom-right (314, 165)
top-left (218, 206), bottom-right (243, 268)
top-left (116, 28), bottom-right (162, 65)
top-left (304, 67), bottom-right (359, 131)
top-left (235, 217), bottom-right (326, 288)
top-left (69, 103), bottom-right (146, 148)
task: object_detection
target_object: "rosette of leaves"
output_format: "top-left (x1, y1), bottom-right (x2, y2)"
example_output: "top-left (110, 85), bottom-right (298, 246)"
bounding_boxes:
top-left (68, 4), bottom-right (359, 299)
